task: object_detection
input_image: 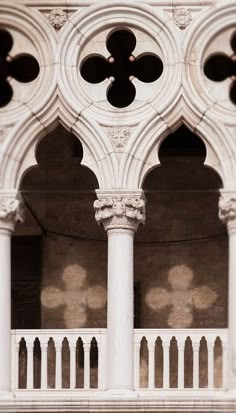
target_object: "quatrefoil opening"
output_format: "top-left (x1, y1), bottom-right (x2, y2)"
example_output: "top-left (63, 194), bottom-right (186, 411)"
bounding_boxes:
top-left (0, 28), bottom-right (40, 108)
top-left (204, 31), bottom-right (236, 105)
top-left (80, 29), bottom-right (163, 108)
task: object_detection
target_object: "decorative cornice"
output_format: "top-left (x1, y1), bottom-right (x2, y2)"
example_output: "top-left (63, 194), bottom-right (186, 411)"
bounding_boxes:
top-left (0, 194), bottom-right (25, 232)
top-left (219, 192), bottom-right (236, 231)
top-left (94, 191), bottom-right (145, 231)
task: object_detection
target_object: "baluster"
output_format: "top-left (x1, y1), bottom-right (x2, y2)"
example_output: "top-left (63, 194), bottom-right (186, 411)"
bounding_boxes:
top-left (13, 341), bottom-right (20, 390)
top-left (55, 340), bottom-right (62, 389)
top-left (134, 341), bottom-right (141, 389)
top-left (69, 339), bottom-right (77, 389)
top-left (207, 340), bottom-right (215, 388)
top-left (98, 333), bottom-right (107, 390)
top-left (222, 340), bottom-right (227, 389)
top-left (41, 340), bottom-right (48, 389)
top-left (163, 340), bottom-right (170, 389)
top-left (83, 342), bottom-right (91, 389)
top-left (148, 340), bottom-right (155, 389)
top-left (192, 340), bottom-right (200, 389)
top-left (178, 340), bottom-right (185, 389)
top-left (26, 339), bottom-right (34, 390)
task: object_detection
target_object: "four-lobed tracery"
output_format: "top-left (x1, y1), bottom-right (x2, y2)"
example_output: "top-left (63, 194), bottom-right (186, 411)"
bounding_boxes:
top-left (80, 29), bottom-right (163, 108)
top-left (0, 28), bottom-right (40, 107)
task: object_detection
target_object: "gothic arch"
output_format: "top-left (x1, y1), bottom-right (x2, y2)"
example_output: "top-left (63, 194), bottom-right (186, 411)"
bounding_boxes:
top-left (0, 98), bottom-right (118, 190)
top-left (120, 104), bottom-right (236, 189)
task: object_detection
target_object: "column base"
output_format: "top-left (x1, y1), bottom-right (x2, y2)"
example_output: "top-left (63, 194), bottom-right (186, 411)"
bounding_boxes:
top-left (105, 388), bottom-right (137, 397)
top-left (0, 390), bottom-right (14, 399)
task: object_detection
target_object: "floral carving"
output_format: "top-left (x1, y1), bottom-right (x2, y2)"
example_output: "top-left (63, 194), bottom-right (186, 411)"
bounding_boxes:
top-left (107, 127), bottom-right (131, 152)
top-left (173, 8), bottom-right (192, 30)
top-left (219, 195), bottom-right (236, 224)
top-left (48, 9), bottom-right (67, 29)
top-left (94, 196), bottom-right (145, 230)
top-left (0, 196), bottom-right (24, 230)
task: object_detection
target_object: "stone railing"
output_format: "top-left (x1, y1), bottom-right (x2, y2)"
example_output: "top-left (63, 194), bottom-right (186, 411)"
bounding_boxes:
top-left (11, 329), bottom-right (107, 390)
top-left (134, 329), bottom-right (228, 390)
top-left (11, 328), bottom-right (227, 391)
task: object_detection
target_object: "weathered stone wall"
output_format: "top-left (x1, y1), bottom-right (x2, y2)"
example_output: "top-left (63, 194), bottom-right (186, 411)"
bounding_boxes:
top-left (40, 235), bottom-right (107, 329)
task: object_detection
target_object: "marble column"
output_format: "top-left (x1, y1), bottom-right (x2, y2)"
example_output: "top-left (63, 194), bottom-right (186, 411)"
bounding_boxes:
top-left (0, 193), bottom-right (24, 392)
top-left (94, 190), bottom-right (145, 393)
top-left (219, 191), bottom-right (236, 390)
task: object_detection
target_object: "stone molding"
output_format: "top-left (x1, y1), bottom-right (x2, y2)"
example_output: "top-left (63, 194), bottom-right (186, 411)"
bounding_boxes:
top-left (94, 191), bottom-right (145, 231)
top-left (219, 192), bottom-right (236, 230)
top-left (0, 193), bottom-right (24, 232)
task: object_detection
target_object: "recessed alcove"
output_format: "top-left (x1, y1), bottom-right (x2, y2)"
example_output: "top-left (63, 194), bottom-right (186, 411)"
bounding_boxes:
top-left (12, 125), bottom-right (107, 330)
top-left (134, 125), bottom-right (228, 330)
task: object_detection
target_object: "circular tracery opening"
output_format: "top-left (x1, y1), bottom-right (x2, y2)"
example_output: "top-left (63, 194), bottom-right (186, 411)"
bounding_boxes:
top-left (0, 28), bottom-right (40, 107)
top-left (203, 30), bottom-right (236, 105)
top-left (80, 28), bottom-right (163, 108)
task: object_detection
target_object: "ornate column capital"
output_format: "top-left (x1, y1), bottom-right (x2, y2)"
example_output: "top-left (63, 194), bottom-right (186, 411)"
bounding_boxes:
top-left (0, 191), bottom-right (25, 233)
top-left (94, 190), bottom-right (146, 231)
top-left (219, 190), bottom-right (236, 232)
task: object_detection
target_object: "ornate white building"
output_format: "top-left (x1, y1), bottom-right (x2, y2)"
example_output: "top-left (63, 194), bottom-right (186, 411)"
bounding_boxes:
top-left (0, 0), bottom-right (236, 411)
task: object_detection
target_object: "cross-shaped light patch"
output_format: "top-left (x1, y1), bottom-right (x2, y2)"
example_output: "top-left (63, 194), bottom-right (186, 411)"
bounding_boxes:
top-left (41, 265), bottom-right (107, 328)
top-left (0, 28), bottom-right (40, 107)
top-left (204, 31), bottom-right (236, 105)
top-left (80, 29), bottom-right (163, 108)
top-left (145, 265), bottom-right (217, 328)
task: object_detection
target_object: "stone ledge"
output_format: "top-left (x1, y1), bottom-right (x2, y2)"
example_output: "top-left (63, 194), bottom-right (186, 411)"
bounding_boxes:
top-left (0, 391), bottom-right (236, 412)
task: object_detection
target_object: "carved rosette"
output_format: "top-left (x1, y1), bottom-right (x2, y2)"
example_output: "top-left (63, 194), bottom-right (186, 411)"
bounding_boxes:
top-left (173, 8), bottom-right (192, 30)
top-left (94, 196), bottom-right (146, 231)
top-left (48, 8), bottom-right (67, 29)
top-left (219, 194), bottom-right (236, 230)
top-left (0, 195), bottom-right (25, 232)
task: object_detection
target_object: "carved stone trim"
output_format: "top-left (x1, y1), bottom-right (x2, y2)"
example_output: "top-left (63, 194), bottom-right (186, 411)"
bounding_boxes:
top-left (0, 194), bottom-right (25, 232)
top-left (219, 193), bottom-right (236, 230)
top-left (107, 127), bottom-right (131, 152)
top-left (94, 194), bottom-right (145, 231)
top-left (48, 8), bottom-right (67, 29)
top-left (173, 8), bottom-right (192, 30)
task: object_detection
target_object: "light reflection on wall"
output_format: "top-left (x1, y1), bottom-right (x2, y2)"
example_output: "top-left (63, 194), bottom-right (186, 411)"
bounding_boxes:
top-left (41, 264), bottom-right (107, 328)
top-left (145, 264), bottom-right (217, 328)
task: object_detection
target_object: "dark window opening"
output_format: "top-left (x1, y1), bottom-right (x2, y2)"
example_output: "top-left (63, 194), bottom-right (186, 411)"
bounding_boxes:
top-left (80, 28), bottom-right (163, 108)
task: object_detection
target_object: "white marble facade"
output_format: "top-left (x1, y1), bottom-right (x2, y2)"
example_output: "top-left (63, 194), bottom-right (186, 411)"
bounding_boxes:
top-left (0, 0), bottom-right (236, 412)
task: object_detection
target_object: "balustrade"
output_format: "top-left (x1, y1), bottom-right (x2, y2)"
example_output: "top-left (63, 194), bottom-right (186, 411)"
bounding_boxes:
top-left (11, 329), bottom-right (227, 392)
top-left (134, 329), bottom-right (227, 390)
top-left (11, 329), bottom-right (107, 391)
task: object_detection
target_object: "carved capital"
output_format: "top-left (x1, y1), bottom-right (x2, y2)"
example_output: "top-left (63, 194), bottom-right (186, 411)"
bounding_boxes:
top-left (219, 192), bottom-right (236, 231)
top-left (0, 193), bottom-right (25, 232)
top-left (94, 191), bottom-right (145, 231)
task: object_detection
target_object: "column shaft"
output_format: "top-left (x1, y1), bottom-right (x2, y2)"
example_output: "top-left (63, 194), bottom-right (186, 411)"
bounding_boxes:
top-left (228, 227), bottom-right (236, 388)
top-left (0, 229), bottom-right (11, 391)
top-left (107, 228), bottom-right (134, 390)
